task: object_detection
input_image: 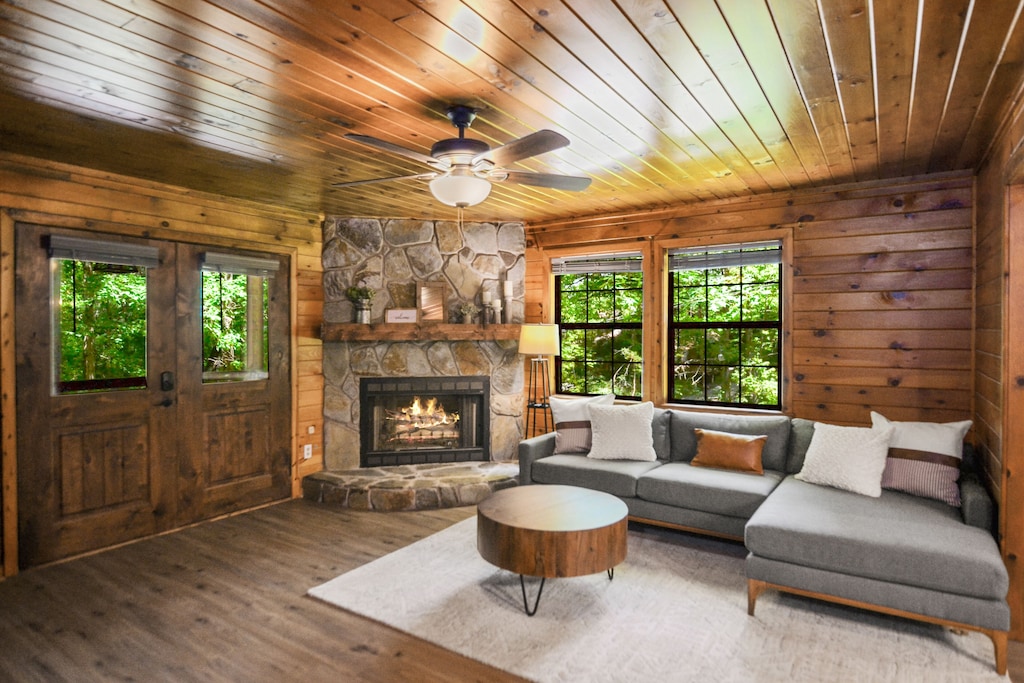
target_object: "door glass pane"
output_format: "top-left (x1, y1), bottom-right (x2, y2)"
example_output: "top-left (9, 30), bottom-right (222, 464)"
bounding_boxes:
top-left (53, 259), bottom-right (148, 393)
top-left (202, 272), bottom-right (269, 382)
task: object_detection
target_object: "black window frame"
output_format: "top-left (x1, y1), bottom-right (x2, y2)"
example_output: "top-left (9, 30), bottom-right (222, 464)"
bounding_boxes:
top-left (667, 241), bottom-right (782, 409)
top-left (552, 254), bottom-right (644, 400)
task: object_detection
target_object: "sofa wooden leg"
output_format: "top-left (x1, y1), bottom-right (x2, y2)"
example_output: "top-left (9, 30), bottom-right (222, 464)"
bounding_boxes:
top-left (746, 578), bottom-right (1007, 674)
top-left (988, 629), bottom-right (1008, 675)
top-left (747, 579), bottom-right (767, 616)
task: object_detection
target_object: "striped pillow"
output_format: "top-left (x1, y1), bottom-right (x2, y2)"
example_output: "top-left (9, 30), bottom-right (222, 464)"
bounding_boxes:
top-left (871, 411), bottom-right (972, 507)
top-left (550, 393), bottom-right (616, 454)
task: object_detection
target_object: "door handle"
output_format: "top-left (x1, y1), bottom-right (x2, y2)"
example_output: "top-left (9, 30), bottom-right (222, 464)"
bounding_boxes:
top-left (157, 398), bottom-right (173, 408)
top-left (160, 371), bottom-right (175, 392)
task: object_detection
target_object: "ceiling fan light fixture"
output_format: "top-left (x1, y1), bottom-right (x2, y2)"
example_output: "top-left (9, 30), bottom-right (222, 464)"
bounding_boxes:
top-left (429, 170), bottom-right (492, 207)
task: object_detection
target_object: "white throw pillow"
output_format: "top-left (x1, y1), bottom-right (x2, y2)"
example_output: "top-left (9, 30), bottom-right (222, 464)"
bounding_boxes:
top-left (587, 402), bottom-right (657, 461)
top-left (870, 411), bottom-right (972, 506)
top-left (549, 393), bottom-right (616, 454)
top-left (795, 422), bottom-right (895, 497)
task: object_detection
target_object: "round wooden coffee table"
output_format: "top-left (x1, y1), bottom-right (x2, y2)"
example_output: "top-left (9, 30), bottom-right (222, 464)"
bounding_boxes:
top-left (476, 484), bottom-right (628, 615)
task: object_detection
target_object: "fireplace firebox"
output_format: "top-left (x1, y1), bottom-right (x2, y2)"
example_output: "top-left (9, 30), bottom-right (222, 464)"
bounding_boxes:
top-left (359, 376), bottom-right (490, 467)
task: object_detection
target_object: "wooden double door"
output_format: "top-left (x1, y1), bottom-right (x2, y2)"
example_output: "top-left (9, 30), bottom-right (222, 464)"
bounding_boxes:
top-left (15, 224), bottom-right (291, 568)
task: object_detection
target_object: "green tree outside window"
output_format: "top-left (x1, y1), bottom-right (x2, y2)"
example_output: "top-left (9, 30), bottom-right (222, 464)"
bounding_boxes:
top-left (53, 256), bottom-right (270, 393)
top-left (555, 260), bottom-right (644, 399)
top-left (201, 271), bottom-right (269, 381)
top-left (56, 260), bottom-right (147, 392)
top-left (669, 244), bottom-right (782, 408)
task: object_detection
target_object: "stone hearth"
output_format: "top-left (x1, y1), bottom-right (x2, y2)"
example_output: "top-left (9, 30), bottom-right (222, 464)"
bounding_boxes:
top-left (302, 462), bottom-right (519, 511)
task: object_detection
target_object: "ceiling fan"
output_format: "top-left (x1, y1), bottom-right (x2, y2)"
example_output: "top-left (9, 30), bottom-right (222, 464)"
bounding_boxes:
top-left (333, 105), bottom-right (592, 207)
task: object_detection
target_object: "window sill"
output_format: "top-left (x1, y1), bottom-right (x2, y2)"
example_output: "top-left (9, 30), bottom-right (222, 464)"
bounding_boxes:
top-left (659, 402), bottom-right (785, 417)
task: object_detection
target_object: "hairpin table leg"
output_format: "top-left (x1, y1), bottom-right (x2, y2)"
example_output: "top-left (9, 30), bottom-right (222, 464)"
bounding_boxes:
top-left (519, 575), bottom-right (546, 616)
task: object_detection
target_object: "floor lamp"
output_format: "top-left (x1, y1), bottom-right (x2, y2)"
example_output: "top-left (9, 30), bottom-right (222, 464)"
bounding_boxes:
top-left (519, 323), bottom-right (560, 437)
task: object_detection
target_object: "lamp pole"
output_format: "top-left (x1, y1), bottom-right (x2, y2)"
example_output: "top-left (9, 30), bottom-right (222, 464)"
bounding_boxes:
top-left (518, 324), bottom-right (560, 438)
top-left (526, 355), bottom-right (552, 436)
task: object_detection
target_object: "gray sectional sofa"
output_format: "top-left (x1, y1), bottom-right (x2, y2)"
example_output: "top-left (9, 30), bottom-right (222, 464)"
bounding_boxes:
top-left (517, 407), bottom-right (1010, 674)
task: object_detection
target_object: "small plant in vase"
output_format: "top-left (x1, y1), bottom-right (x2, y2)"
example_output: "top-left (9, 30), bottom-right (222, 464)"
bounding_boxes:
top-left (458, 302), bottom-right (480, 324)
top-left (346, 285), bottom-right (375, 324)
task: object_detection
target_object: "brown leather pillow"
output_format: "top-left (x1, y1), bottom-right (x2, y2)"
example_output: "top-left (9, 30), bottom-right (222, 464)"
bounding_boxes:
top-left (690, 428), bottom-right (767, 474)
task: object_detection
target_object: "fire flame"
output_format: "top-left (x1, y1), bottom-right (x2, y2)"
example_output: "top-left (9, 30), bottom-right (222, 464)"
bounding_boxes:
top-left (388, 396), bottom-right (460, 430)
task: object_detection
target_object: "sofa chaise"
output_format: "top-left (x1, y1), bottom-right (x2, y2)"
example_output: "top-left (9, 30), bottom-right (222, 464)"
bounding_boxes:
top-left (517, 403), bottom-right (1010, 673)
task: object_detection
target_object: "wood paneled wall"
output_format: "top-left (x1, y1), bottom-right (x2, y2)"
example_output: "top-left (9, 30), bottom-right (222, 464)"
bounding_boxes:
top-left (975, 84), bottom-right (1024, 638)
top-left (976, 132), bottom-right (1011, 509)
top-left (526, 172), bottom-right (975, 428)
top-left (788, 179), bottom-right (973, 426)
top-left (0, 152), bottom-right (324, 576)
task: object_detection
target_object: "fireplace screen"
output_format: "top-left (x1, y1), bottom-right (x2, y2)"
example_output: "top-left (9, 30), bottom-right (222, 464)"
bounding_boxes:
top-left (360, 376), bottom-right (489, 467)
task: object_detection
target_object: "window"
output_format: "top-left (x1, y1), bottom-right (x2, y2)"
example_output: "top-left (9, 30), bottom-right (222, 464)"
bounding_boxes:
top-left (49, 236), bottom-right (158, 394)
top-left (668, 241), bottom-right (782, 408)
top-left (553, 253), bottom-right (643, 399)
top-left (200, 252), bottom-right (279, 383)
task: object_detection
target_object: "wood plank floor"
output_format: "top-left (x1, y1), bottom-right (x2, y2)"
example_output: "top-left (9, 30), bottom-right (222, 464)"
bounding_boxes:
top-left (0, 500), bottom-right (527, 683)
top-left (1, 499), bottom-right (1022, 681)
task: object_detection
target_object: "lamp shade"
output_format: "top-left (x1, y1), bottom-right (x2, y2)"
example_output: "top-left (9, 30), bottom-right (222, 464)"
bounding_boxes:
top-left (429, 170), bottom-right (492, 207)
top-left (518, 323), bottom-right (560, 356)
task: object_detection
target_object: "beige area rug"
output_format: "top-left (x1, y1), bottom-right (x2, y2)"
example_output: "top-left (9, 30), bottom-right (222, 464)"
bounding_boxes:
top-left (308, 518), bottom-right (1006, 683)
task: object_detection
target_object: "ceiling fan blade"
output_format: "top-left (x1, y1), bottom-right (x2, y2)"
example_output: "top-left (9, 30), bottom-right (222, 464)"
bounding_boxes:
top-left (344, 134), bottom-right (446, 169)
top-left (476, 130), bottom-right (569, 166)
top-left (495, 170), bottom-right (591, 192)
top-left (332, 172), bottom-right (436, 188)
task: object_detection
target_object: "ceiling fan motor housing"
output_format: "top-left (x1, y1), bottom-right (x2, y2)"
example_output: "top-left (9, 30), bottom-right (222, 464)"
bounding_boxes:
top-left (430, 137), bottom-right (490, 161)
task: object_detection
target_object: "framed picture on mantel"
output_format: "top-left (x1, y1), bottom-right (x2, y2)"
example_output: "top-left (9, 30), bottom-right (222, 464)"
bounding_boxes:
top-left (417, 282), bottom-right (447, 322)
top-left (386, 308), bottom-right (417, 323)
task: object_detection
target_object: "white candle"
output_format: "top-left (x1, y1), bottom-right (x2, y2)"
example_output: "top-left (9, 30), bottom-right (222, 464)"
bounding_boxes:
top-left (481, 290), bottom-right (493, 304)
top-left (503, 280), bottom-right (513, 296)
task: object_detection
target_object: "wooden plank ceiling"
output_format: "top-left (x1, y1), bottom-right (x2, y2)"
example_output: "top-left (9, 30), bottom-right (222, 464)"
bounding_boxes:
top-left (1, 0), bottom-right (1023, 224)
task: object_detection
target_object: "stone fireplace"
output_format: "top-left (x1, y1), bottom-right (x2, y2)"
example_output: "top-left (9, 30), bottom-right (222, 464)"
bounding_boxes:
top-left (359, 376), bottom-right (490, 466)
top-left (321, 217), bottom-right (525, 471)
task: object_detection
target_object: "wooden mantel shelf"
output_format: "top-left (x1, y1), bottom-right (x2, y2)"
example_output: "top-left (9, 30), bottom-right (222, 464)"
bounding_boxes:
top-left (321, 322), bottom-right (522, 343)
